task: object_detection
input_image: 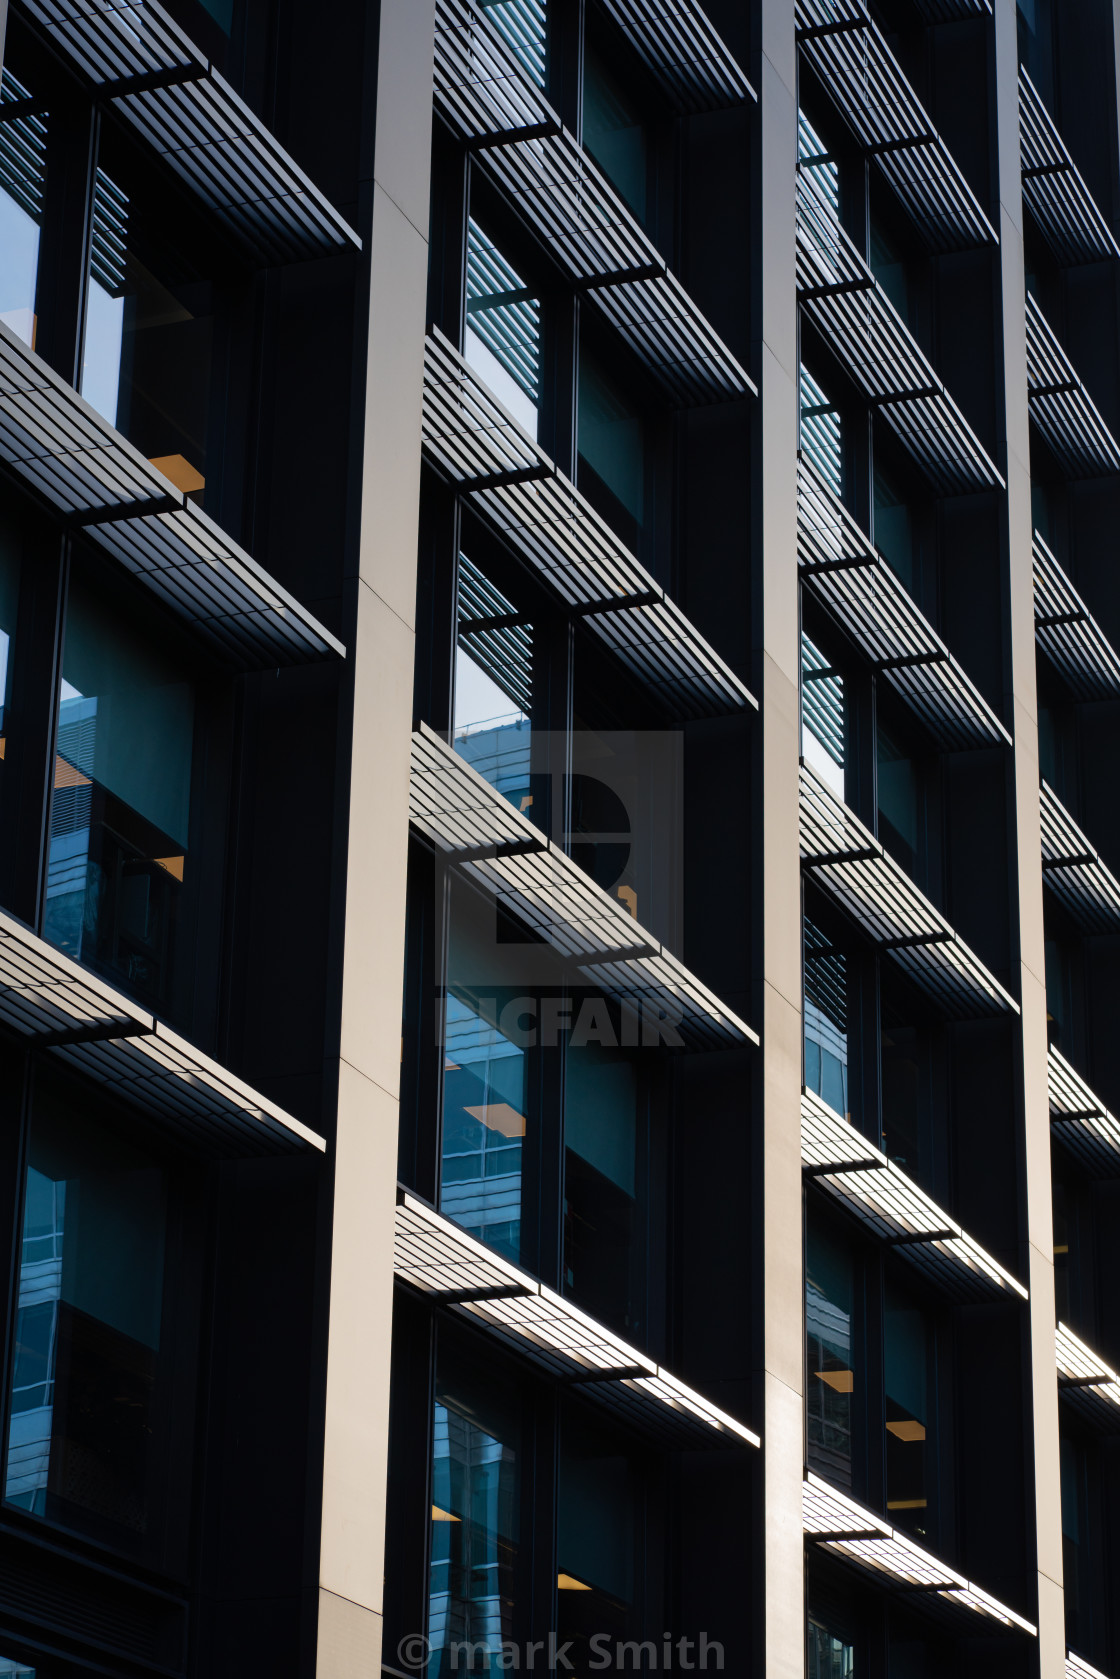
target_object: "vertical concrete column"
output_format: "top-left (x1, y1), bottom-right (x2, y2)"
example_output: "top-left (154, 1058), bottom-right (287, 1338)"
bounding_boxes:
top-left (315, 2), bottom-right (437, 1673)
top-left (757, 3), bottom-right (805, 1675)
top-left (992, 4), bottom-right (1065, 1673)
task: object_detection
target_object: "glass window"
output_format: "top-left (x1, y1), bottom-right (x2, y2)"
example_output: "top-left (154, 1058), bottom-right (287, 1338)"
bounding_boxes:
top-left (465, 221), bottom-right (541, 439)
top-left (557, 1410), bottom-right (645, 1667)
top-left (806, 1221), bottom-right (856, 1489)
top-left (869, 219), bottom-right (909, 323)
top-left (45, 573), bottom-right (195, 1013)
top-left (0, 69), bottom-right (47, 350)
top-left (563, 1034), bottom-right (643, 1338)
top-left (1060, 1433), bottom-right (1087, 1646)
top-left (880, 1013), bottom-right (924, 1179)
top-left (884, 1285), bottom-right (931, 1537)
top-left (1044, 937), bottom-right (1073, 1051)
top-left (583, 44), bottom-right (646, 221)
top-left (801, 366), bottom-right (843, 500)
top-left (480, 0), bottom-right (546, 88)
top-left (428, 1348), bottom-right (522, 1678)
top-left (877, 724), bottom-right (921, 879)
top-left (440, 881), bottom-right (533, 1265)
top-left (804, 919), bottom-right (848, 1118)
top-left (81, 166), bottom-right (213, 500)
top-left (454, 556), bottom-right (534, 817)
top-left (799, 111), bottom-right (840, 229)
top-left (801, 634), bottom-right (846, 801)
top-left (4, 1085), bottom-right (192, 1564)
top-left (1053, 1180), bottom-right (1071, 1323)
top-left (872, 464), bottom-right (915, 593)
top-left (1017, 0), bottom-right (1054, 105)
top-left (808, 1614), bottom-right (855, 1679)
top-left (0, 515), bottom-right (24, 826)
top-left (577, 347), bottom-right (645, 548)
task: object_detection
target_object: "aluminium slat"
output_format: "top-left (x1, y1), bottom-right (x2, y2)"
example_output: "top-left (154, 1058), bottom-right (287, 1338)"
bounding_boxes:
top-left (1019, 69), bottom-right (1120, 266)
top-left (797, 454), bottom-right (1010, 748)
top-left (910, 0), bottom-right (991, 17)
top-left (410, 724), bottom-right (759, 1050)
top-left (0, 907), bottom-right (323, 1155)
top-left (1048, 1045), bottom-right (1120, 1176)
top-left (422, 328), bottom-right (756, 717)
top-left (800, 761), bottom-right (1019, 1018)
top-left (0, 320), bottom-right (343, 667)
top-left (1067, 1655), bottom-right (1112, 1679)
top-left (395, 1190), bottom-right (760, 1447)
top-left (1056, 1322), bottom-right (1120, 1433)
top-left (796, 0), bottom-right (996, 252)
top-left (435, 0), bottom-right (754, 404)
top-left (797, 170), bottom-right (1003, 494)
top-left (1033, 532), bottom-right (1120, 701)
top-left (17, 0), bottom-right (359, 262)
top-left (594, 0), bottom-right (755, 112)
top-left (803, 1474), bottom-right (1037, 1634)
top-left (1025, 292), bottom-right (1120, 477)
top-left (802, 1089), bottom-right (1027, 1301)
top-left (1039, 781), bottom-right (1120, 933)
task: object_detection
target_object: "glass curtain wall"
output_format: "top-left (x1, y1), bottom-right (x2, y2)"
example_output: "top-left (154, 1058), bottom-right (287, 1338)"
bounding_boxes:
top-left (0, 69), bottom-right (47, 350)
top-left (557, 1409), bottom-right (646, 1666)
top-left (453, 555), bottom-right (534, 817)
top-left (806, 1222), bottom-right (857, 1490)
top-left (883, 1285), bottom-right (932, 1537)
top-left (563, 1035), bottom-right (643, 1339)
top-left (804, 918), bottom-right (849, 1118)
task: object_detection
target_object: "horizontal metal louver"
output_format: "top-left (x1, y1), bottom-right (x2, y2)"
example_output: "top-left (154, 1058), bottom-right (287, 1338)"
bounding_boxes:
top-left (593, 0), bottom-right (755, 112)
top-left (422, 329), bottom-right (756, 718)
top-left (1032, 532), bottom-right (1120, 700)
top-left (90, 168), bottom-right (128, 297)
top-left (1025, 290), bottom-right (1120, 476)
top-left (796, 0), bottom-right (997, 251)
top-left (479, 0), bottom-right (546, 87)
top-left (1019, 69), bottom-right (1120, 266)
top-left (800, 761), bottom-right (1019, 1018)
top-left (17, 0), bottom-right (359, 262)
top-left (466, 219), bottom-right (541, 405)
top-left (1048, 1045), bottom-right (1120, 1176)
top-left (1056, 1321), bottom-right (1120, 1433)
top-left (798, 456), bottom-right (1010, 749)
top-left (434, 0), bottom-right (755, 405)
top-left (909, 0), bottom-right (991, 18)
top-left (1039, 780), bottom-right (1120, 933)
top-left (801, 633), bottom-right (845, 768)
top-left (457, 554), bottom-right (533, 716)
top-left (0, 69), bottom-right (47, 225)
top-left (797, 167), bottom-right (1004, 494)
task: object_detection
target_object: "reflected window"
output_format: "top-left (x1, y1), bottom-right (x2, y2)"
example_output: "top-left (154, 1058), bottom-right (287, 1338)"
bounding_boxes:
top-left (884, 1285), bottom-right (931, 1536)
top-left (806, 1222), bottom-right (856, 1489)
top-left (465, 221), bottom-right (540, 439)
top-left (804, 919), bottom-right (848, 1118)
top-left (44, 575), bottom-right (194, 1013)
top-left (4, 1086), bottom-right (189, 1562)
top-left (564, 1034), bottom-right (642, 1337)
top-left (801, 634), bottom-right (845, 800)
top-left (440, 884), bottom-right (532, 1265)
top-left (809, 1614), bottom-right (855, 1679)
top-left (0, 518), bottom-right (23, 828)
top-left (801, 366), bottom-right (843, 500)
top-left (0, 70), bottom-right (47, 349)
top-left (872, 464), bottom-right (915, 593)
top-left (81, 167), bottom-right (212, 500)
top-left (557, 1411), bottom-right (643, 1666)
top-left (583, 45), bottom-right (646, 221)
top-left (577, 347), bottom-right (644, 548)
top-left (0, 1661), bottom-right (35, 1678)
top-left (428, 1351), bottom-right (521, 1678)
top-left (481, 0), bottom-right (546, 87)
top-left (454, 556), bottom-right (534, 818)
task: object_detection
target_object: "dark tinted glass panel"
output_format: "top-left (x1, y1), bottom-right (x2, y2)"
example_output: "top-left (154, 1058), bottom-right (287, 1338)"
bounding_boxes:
top-left (0, 516), bottom-right (23, 835)
top-left (804, 919), bottom-right (848, 1118)
top-left (563, 1035), bottom-right (643, 1337)
top-left (872, 465), bottom-right (914, 592)
top-left (583, 45), bottom-right (646, 220)
top-left (869, 219), bottom-right (908, 322)
top-left (454, 555), bottom-right (534, 816)
top-left (884, 1285), bottom-right (931, 1537)
top-left (557, 1411), bottom-right (644, 1664)
top-left (578, 348), bottom-right (644, 545)
top-left (1060, 1433), bottom-right (1086, 1646)
top-left (428, 1350), bottom-right (521, 1676)
top-left (1017, 0), bottom-right (1053, 104)
top-left (441, 882), bottom-right (532, 1264)
top-left (45, 575), bottom-right (194, 1013)
top-left (0, 70), bottom-right (47, 350)
top-left (877, 725), bottom-right (920, 878)
top-left (1053, 1180), bottom-right (1071, 1323)
top-left (567, 722), bottom-right (682, 946)
top-left (4, 1088), bottom-right (191, 1562)
top-left (806, 1222), bottom-right (856, 1488)
top-left (808, 1614), bottom-right (855, 1679)
top-left (81, 168), bottom-right (212, 501)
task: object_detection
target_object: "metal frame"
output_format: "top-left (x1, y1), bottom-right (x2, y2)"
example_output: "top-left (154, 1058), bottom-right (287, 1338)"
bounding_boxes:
top-left (593, 0), bottom-right (756, 113)
top-left (1048, 1045), bottom-right (1120, 1177)
top-left (15, 0), bottom-right (360, 262)
top-left (0, 906), bottom-right (324, 1155)
top-left (799, 762), bottom-right (1020, 1018)
top-left (1056, 1321), bottom-right (1120, 1433)
top-left (1033, 532), bottom-right (1120, 700)
top-left (434, 0), bottom-right (755, 404)
top-left (804, 1474), bottom-right (1038, 1634)
top-left (395, 1189), bottom-right (760, 1448)
top-left (796, 0), bottom-right (997, 252)
top-left (422, 328), bottom-right (755, 717)
top-left (797, 169), bottom-right (1004, 495)
top-left (410, 724), bottom-right (759, 1050)
top-left (1040, 781), bottom-right (1120, 933)
top-left (798, 455), bottom-right (1010, 749)
top-left (0, 321), bottom-right (344, 667)
top-left (1025, 292), bottom-right (1120, 477)
top-left (802, 1089), bottom-right (1028, 1301)
top-left (1019, 69), bottom-right (1120, 266)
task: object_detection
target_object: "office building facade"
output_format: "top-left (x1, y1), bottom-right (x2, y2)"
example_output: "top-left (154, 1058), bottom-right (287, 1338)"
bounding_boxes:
top-left (0, 0), bottom-right (1118, 1674)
